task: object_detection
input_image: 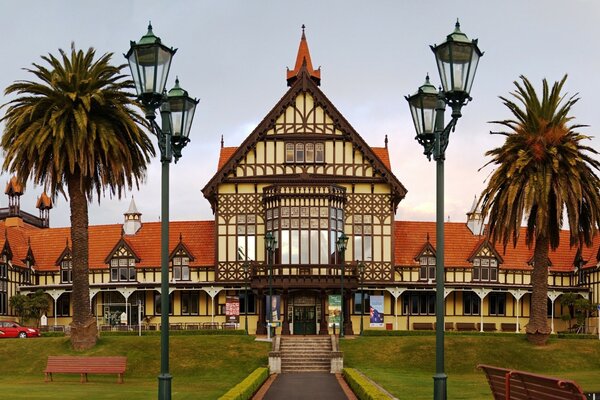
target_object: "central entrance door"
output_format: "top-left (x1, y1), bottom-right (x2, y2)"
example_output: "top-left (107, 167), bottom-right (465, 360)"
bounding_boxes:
top-left (293, 306), bottom-right (316, 335)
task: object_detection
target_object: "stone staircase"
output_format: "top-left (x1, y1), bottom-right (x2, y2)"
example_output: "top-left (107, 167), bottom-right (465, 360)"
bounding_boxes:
top-left (279, 335), bottom-right (335, 373)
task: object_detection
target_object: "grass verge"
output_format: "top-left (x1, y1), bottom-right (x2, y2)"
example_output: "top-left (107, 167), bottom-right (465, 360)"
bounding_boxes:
top-left (340, 335), bottom-right (600, 400)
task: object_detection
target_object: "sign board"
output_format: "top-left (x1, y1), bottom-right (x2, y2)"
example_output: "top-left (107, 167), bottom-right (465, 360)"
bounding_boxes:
top-left (226, 296), bottom-right (240, 323)
top-left (328, 295), bottom-right (341, 328)
top-left (266, 295), bottom-right (280, 322)
top-left (370, 295), bottom-right (384, 327)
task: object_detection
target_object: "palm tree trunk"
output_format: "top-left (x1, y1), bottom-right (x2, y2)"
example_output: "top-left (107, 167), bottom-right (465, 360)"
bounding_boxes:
top-left (526, 234), bottom-right (552, 345)
top-left (68, 171), bottom-right (97, 350)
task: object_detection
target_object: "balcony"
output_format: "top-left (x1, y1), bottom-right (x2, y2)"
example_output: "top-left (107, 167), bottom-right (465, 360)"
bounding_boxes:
top-left (249, 263), bottom-right (358, 290)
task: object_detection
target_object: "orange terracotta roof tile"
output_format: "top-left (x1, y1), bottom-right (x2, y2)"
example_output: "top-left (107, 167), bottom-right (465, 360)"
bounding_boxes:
top-left (394, 220), bottom-right (600, 272)
top-left (218, 147), bottom-right (237, 170)
top-left (372, 147), bottom-right (391, 169)
top-left (28, 220), bottom-right (215, 272)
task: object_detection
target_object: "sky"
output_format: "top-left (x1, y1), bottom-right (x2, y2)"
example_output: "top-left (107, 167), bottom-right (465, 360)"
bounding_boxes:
top-left (0, 0), bottom-right (599, 228)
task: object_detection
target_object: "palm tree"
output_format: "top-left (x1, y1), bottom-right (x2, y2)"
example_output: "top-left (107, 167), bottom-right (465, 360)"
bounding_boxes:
top-left (1, 45), bottom-right (154, 350)
top-left (479, 75), bottom-right (600, 345)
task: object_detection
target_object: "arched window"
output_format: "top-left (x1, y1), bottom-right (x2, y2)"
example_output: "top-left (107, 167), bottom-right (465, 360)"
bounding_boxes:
top-left (315, 143), bottom-right (324, 162)
top-left (285, 143), bottom-right (295, 162)
top-left (295, 143), bottom-right (305, 162)
top-left (305, 143), bottom-right (314, 162)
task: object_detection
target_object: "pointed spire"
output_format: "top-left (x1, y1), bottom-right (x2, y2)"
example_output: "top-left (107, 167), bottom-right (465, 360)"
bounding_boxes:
top-left (126, 196), bottom-right (140, 215)
top-left (286, 24), bottom-right (321, 86)
top-left (468, 195), bottom-right (478, 214)
top-left (36, 192), bottom-right (53, 210)
top-left (5, 176), bottom-right (23, 196)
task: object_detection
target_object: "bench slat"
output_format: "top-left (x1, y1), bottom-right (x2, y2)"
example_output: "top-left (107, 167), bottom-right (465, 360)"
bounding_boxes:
top-left (45, 356), bottom-right (127, 384)
top-left (478, 364), bottom-right (586, 400)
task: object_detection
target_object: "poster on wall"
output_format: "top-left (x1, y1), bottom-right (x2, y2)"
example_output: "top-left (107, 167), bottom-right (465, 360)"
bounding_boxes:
top-left (266, 295), bottom-right (280, 323)
top-left (226, 296), bottom-right (240, 323)
top-left (328, 295), bottom-right (341, 328)
top-left (370, 295), bottom-right (384, 327)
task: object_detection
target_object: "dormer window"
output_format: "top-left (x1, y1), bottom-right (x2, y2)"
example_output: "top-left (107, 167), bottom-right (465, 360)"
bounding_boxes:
top-left (109, 245), bottom-right (137, 282)
top-left (470, 242), bottom-right (501, 282)
top-left (472, 257), bottom-right (498, 281)
top-left (414, 239), bottom-right (436, 282)
top-left (170, 238), bottom-right (195, 281)
top-left (60, 257), bottom-right (72, 284)
top-left (419, 255), bottom-right (436, 281)
top-left (172, 254), bottom-right (190, 281)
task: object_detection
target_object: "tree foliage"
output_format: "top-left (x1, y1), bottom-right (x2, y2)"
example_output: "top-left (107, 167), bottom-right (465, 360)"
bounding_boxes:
top-left (1, 44), bottom-right (155, 349)
top-left (9, 290), bottom-right (49, 327)
top-left (479, 75), bottom-right (600, 344)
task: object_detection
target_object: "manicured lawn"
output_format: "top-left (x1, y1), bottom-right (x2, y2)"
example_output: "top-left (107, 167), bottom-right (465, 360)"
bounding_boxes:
top-left (0, 334), bottom-right (270, 399)
top-left (1, 332), bottom-right (599, 399)
top-left (341, 333), bottom-right (600, 400)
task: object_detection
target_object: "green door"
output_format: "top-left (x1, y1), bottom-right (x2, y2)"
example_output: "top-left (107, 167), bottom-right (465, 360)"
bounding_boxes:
top-left (293, 306), bottom-right (316, 335)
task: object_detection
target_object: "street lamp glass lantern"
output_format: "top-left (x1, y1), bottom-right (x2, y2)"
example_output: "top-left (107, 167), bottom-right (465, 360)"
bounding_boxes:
top-left (126, 23), bottom-right (177, 107)
top-left (336, 233), bottom-right (349, 253)
top-left (265, 232), bottom-right (276, 252)
top-left (431, 20), bottom-right (482, 100)
top-left (406, 75), bottom-right (439, 137)
top-left (167, 78), bottom-right (199, 140)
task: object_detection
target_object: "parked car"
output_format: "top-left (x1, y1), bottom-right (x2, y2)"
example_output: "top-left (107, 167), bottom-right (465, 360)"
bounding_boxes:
top-left (0, 321), bottom-right (41, 338)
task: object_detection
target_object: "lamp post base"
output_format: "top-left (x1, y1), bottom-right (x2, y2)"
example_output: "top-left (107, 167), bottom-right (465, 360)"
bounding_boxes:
top-left (433, 373), bottom-right (447, 400)
top-left (158, 373), bottom-right (172, 400)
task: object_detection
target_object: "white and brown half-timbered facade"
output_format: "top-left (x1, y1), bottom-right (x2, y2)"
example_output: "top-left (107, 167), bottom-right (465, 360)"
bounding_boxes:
top-left (1, 29), bottom-right (599, 335)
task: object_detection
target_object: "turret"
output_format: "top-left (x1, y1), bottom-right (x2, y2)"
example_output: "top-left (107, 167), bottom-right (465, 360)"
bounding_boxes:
top-left (466, 195), bottom-right (484, 236)
top-left (123, 197), bottom-right (142, 235)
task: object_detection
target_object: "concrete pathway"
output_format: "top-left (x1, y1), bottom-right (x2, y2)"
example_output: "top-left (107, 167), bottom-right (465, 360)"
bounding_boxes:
top-left (258, 372), bottom-right (356, 400)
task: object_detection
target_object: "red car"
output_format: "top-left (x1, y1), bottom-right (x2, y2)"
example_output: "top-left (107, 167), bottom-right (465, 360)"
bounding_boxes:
top-left (0, 321), bottom-right (41, 338)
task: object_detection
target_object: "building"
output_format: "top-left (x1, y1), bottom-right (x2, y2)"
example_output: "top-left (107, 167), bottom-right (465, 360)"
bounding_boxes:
top-left (3, 29), bottom-right (599, 335)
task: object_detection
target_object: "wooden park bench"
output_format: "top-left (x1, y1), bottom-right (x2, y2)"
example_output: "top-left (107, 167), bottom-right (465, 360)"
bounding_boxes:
top-left (478, 364), bottom-right (587, 400)
top-left (45, 356), bottom-right (127, 384)
top-left (478, 322), bottom-right (497, 332)
top-left (413, 322), bottom-right (434, 330)
top-left (456, 322), bottom-right (477, 331)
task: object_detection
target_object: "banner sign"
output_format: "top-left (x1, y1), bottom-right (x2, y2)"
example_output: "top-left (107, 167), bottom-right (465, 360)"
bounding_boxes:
top-left (328, 295), bottom-right (341, 327)
top-left (226, 296), bottom-right (240, 323)
top-left (266, 295), bottom-right (280, 323)
top-left (370, 295), bottom-right (384, 327)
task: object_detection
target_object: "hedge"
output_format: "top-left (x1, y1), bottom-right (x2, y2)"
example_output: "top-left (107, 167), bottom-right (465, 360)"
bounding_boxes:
top-left (218, 367), bottom-right (269, 400)
top-left (343, 368), bottom-right (391, 400)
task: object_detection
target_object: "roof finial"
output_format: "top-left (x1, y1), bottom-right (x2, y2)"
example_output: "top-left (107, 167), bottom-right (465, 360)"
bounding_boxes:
top-left (286, 25), bottom-right (321, 86)
top-left (384, 134), bottom-right (388, 149)
top-left (221, 134), bottom-right (224, 149)
top-left (179, 233), bottom-right (183, 242)
top-left (426, 232), bottom-right (430, 242)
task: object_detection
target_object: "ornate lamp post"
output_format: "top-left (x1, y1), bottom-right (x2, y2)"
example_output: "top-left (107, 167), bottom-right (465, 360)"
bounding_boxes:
top-left (243, 262), bottom-right (249, 335)
top-left (265, 232), bottom-right (277, 339)
top-left (405, 21), bottom-right (482, 400)
top-left (358, 262), bottom-right (365, 335)
top-left (125, 23), bottom-right (199, 400)
top-left (336, 233), bottom-right (349, 338)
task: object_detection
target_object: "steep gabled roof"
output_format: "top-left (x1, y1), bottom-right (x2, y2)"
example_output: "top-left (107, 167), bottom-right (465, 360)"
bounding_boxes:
top-left (203, 54), bottom-right (407, 210)
top-left (104, 237), bottom-right (142, 263)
